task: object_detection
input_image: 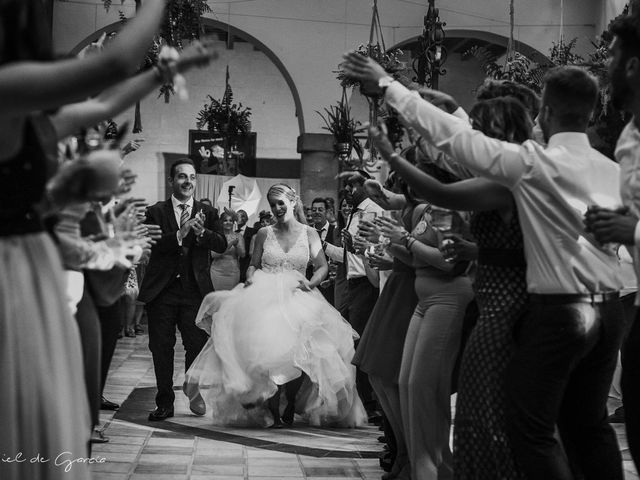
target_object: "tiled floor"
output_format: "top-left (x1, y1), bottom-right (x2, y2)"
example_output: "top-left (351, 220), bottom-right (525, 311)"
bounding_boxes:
top-left (94, 332), bottom-right (640, 479)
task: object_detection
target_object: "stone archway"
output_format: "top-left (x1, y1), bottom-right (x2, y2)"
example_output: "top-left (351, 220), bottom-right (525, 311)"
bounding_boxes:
top-left (389, 29), bottom-right (549, 65)
top-left (374, 29), bottom-right (550, 111)
top-left (69, 19), bottom-right (305, 136)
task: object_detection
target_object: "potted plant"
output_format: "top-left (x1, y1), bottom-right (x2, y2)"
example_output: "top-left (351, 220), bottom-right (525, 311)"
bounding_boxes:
top-left (336, 43), bottom-right (404, 95)
top-left (317, 100), bottom-right (364, 164)
top-left (196, 90), bottom-right (252, 137)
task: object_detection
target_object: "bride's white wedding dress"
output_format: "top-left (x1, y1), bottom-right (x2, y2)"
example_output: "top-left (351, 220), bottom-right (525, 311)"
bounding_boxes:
top-left (184, 225), bottom-right (367, 427)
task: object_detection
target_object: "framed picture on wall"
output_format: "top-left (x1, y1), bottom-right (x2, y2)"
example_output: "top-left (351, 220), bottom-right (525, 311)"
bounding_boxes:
top-left (188, 130), bottom-right (257, 177)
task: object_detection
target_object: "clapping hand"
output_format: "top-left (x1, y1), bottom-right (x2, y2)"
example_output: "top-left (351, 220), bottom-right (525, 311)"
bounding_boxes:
top-left (114, 197), bottom-right (146, 217)
top-left (178, 217), bottom-right (204, 240)
top-left (117, 168), bottom-right (138, 196)
top-left (191, 216), bottom-right (205, 237)
top-left (121, 139), bottom-right (143, 157)
top-left (144, 224), bottom-right (163, 244)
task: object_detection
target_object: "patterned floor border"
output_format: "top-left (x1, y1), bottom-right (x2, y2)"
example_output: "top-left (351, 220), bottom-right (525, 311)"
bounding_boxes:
top-left (114, 386), bottom-right (381, 459)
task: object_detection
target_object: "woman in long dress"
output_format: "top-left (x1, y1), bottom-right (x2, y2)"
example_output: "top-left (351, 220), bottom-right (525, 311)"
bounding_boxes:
top-left (0, 2), bottom-right (169, 479)
top-left (210, 210), bottom-right (245, 290)
top-left (185, 184), bottom-right (367, 428)
top-left (371, 96), bottom-right (533, 479)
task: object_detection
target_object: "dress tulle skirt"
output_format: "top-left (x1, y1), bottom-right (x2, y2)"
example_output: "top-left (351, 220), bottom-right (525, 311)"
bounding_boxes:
top-left (0, 233), bottom-right (90, 480)
top-left (185, 269), bottom-right (367, 427)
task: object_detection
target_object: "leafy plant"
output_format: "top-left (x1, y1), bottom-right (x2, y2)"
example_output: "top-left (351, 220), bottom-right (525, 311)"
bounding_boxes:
top-left (464, 46), bottom-right (547, 93)
top-left (196, 86), bottom-right (252, 137)
top-left (102, 0), bottom-right (211, 47)
top-left (101, 0), bottom-right (211, 126)
top-left (316, 100), bottom-right (364, 158)
top-left (336, 44), bottom-right (404, 88)
top-left (465, 6), bottom-right (632, 159)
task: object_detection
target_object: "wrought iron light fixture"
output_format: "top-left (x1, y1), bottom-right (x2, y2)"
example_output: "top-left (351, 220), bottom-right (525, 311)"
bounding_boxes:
top-left (412, 0), bottom-right (447, 88)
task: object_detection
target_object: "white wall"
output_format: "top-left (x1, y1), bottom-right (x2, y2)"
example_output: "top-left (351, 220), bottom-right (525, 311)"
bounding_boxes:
top-left (52, 0), bottom-right (606, 201)
top-left (53, 0), bottom-right (604, 132)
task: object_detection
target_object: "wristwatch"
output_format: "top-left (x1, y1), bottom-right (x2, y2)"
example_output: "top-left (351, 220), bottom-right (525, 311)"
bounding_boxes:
top-left (378, 76), bottom-right (395, 95)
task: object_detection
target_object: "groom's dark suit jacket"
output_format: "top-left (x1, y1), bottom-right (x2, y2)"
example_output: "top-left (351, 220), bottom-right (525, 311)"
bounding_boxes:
top-left (139, 199), bottom-right (227, 304)
top-left (238, 225), bottom-right (257, 283)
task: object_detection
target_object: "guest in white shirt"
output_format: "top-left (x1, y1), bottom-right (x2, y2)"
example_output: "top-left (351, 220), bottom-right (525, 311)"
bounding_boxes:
top-left (342, 53), bottom-right (626, 480)
top-left (325, 170), bottom-right (382, 416)
top-left (310, 197), bottom-right (336, 304)
top-left (236, 209), bottom-right (256, 283)
top-left (585, 12), bottom-right (640, 473)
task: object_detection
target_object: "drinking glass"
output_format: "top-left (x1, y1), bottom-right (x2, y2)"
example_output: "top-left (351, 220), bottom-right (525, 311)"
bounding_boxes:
top-left (430, 207), bottom-right (453, 233)
top-left (430, 207), bottom-right (456, 262)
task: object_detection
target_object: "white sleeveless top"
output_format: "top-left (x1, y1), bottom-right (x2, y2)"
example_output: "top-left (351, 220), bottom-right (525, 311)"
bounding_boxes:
top-left (261, 226), bottom-right (309, 276)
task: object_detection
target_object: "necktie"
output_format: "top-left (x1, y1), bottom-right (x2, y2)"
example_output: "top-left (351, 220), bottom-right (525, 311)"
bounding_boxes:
top-left (179, 204), bottom-right (190, 227)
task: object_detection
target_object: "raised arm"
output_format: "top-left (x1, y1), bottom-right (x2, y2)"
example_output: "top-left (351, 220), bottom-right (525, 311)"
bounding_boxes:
top-left (50, 38), bottom-right (218, 139)
top-left (364, 179), bottom-right (406, 210)
top-left (0, 0), bottom-right (167, 115)
top-left (341, 52), bottom-right (527, 188)
top-left (370, 125), bottom-right (512, 212)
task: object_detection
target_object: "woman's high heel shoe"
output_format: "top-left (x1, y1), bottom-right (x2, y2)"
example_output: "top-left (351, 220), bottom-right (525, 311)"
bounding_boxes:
top-left (282, 403), bottom-right (295, 425)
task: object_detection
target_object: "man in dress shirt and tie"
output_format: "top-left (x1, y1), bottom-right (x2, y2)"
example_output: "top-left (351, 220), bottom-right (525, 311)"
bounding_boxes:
top-left (584, 12), bottom-right (640, 472)
top-left (310, 197), bottom-right (336, 304)
top-left (139, 159), bottom-right (227, 421)
top-left (324, 171), bottom-right (383, 417)
top-left (343, 54), bottom-right (627, 479)
top-left (236, 209), bottom-right (256, 283)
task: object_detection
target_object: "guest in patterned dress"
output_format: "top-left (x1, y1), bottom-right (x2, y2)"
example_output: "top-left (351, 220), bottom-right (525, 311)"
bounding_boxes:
top-left (370, 96), bottom-right (534, 479)
top-left (353, 201), bottom-right (418, 479)
top-left (0, 2), bottom-right (170, 478)
top-left (210, 209), bottom-right (245, 290)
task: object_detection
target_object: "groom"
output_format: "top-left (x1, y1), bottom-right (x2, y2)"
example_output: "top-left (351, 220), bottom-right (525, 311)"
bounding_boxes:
top-left (140, 159), bottom-right (227, 421)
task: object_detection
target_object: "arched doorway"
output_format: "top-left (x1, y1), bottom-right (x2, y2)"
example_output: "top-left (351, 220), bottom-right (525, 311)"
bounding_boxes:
top-left (69, 19), bottom-right (305, 136)
top-left (69, 19), bottom-right (306, 201)
top-left (380, 29), bottom-right (549, 109)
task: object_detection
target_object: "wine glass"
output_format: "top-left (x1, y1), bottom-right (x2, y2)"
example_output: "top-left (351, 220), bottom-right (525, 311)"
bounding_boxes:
top-left (430, 207), bottom-right (456, 262)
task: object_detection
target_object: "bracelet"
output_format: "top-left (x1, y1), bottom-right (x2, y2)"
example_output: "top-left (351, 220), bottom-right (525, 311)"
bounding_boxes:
top-left (406, 237), bottom-right (417, 251)
top-left (402, 232), bottom-right (412, 248)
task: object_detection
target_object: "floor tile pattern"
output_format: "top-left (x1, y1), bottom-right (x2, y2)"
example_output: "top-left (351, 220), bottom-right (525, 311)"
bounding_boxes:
top-left (92, 331), bottom-right (639, 480)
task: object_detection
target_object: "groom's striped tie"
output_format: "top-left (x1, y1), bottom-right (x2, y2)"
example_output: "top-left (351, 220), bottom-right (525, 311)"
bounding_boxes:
top-left (179, 203), bottom-right (190, 227)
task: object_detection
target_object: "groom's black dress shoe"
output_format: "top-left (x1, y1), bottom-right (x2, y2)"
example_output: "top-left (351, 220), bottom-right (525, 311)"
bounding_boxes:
top-left (100, 397), bottom-right (120, 410)
top-left (148, 407), bottom-right (174, 421)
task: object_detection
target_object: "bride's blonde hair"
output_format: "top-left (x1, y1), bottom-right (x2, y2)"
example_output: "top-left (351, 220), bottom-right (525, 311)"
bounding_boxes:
top-left (267, 184), bottom-right (307, 225)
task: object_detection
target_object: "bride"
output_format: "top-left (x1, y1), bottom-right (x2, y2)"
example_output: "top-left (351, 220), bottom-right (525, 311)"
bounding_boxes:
top-left (184, 184), bottom-right (366, 428)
